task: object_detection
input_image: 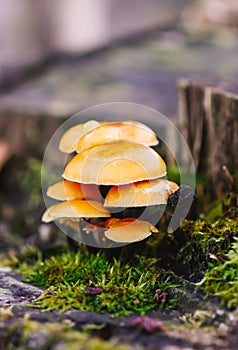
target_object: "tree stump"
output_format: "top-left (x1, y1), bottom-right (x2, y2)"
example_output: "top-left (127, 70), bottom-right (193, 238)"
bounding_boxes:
top-left (177, 78), bottom-right (238, 198)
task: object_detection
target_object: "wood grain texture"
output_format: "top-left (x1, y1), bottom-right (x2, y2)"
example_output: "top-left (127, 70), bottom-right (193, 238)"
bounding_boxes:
top-left (177, 78), bottom-right (238, 197)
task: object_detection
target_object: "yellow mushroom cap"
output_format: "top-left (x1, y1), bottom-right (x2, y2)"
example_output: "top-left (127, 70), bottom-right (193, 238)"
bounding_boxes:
top-left (104, 218), bottom-right (158, 243)
top-left (46, 180), bottom-right (101, 202)
top-left (63, 141), bottom-right (166, 185)
top-left (42, 200), bottom-right (111, 222)
top-left (104, 179), bottom-right (179, 207)
top-left (75, 121), bottom-right (158, 153)
top-left (59, 120), bottom-right (100, 153)
top-left (41, 206), bottom-right (81, 230)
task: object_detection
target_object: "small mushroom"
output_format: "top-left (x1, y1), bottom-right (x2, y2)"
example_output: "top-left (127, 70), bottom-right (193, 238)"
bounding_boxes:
top-left (104, 179), bottom-right (179, 208)
top-left (75, 121), bottom-right (158, 153)
top-left (47, 180), bottom-right (101, 202)
top-left (59, 120), bottom-right (100, 153)
top-left (104, 218), bottom-right (158, 243)
top-left (63, 141), bottom-right (166, 185)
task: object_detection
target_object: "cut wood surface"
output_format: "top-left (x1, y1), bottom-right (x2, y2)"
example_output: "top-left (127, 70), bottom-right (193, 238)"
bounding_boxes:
top-left (178, 78), bottom-right (238, 197)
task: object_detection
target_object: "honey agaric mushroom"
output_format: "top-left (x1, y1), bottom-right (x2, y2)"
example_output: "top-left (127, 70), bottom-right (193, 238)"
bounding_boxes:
top-left (104, 218), bottom-right (158, 243)
top-left (47, 180), bottom-right (101, 202)
top-left (104, 179), bottom-right (179, 208)
top-left (74, 121), bottom-right (158, 153)
top-left (59, 120), bottom-right (100, 153)
top-left (63, 141), bottom-right (166, 185)
top-left (43, 118), bottom-right (191, 251)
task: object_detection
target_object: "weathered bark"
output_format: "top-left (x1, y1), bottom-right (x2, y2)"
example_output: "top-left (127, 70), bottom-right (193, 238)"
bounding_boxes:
top-left (177, 78), bottom-right (238, 198)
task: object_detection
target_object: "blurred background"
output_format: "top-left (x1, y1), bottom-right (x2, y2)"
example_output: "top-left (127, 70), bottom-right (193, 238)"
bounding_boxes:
top-left (0, 0), bottom-right (238, 254)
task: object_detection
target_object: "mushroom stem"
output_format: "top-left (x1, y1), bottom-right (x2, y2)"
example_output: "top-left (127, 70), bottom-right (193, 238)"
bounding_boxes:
top-left (102, 243), bottom-right (143, 263)
top-left (66, 235), bottom-right (79, 252)
top-left (65, 219), bottom-right (83, 253)
top-left (121, 241), bottom-right (145, 263)
top-left (102, 247), bottom-right (123, 261)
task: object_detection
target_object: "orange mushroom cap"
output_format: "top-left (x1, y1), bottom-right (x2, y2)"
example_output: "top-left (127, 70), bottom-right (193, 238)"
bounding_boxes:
top-left (104, 218), bottom-right (158, 243)
top-left (59, 120), bottom-right (100, 153)
top-left (75, 121), bottom-right (158, 153)
top-left (41, 205), bottom-right (81, 230)
top-left (42, 200), bottom-right (111, 223)
top-left (46, 180), bottom-right (101, 202)
top-left (104, 179), bottom-right (179, 207)
top-left (63, 141), bottom-right (166, 185)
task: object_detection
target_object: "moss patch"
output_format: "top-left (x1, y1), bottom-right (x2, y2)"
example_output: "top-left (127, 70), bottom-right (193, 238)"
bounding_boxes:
top-left (16, 252), bottom-right (178, 316)
top-left (11, 194), bottom-right (238, 314)
top-left (199, 238), bottom-right (238, 308)
top-left (176, 216), bottom-right (237, 278)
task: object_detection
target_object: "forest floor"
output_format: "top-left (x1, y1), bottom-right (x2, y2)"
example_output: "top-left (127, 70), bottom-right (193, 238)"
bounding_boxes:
top-left (0, 26), bottom-right (238, 349)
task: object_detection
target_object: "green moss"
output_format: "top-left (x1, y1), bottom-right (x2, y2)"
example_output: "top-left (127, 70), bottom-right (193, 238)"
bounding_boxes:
top-left (173, 209), bottom-right (238, 278)
top-left (16, 251), bottom-right (178, 316)
top-left (168, 196), bottom-right (238, 307)
top-left (198, 238), bottom-right (238, 308)
top-left (12, 192), bottom-right (238, 313)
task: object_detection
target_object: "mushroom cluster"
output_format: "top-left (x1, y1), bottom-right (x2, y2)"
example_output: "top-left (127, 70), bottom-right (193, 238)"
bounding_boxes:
top-left (42, 120), bottom-right (179, 246)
